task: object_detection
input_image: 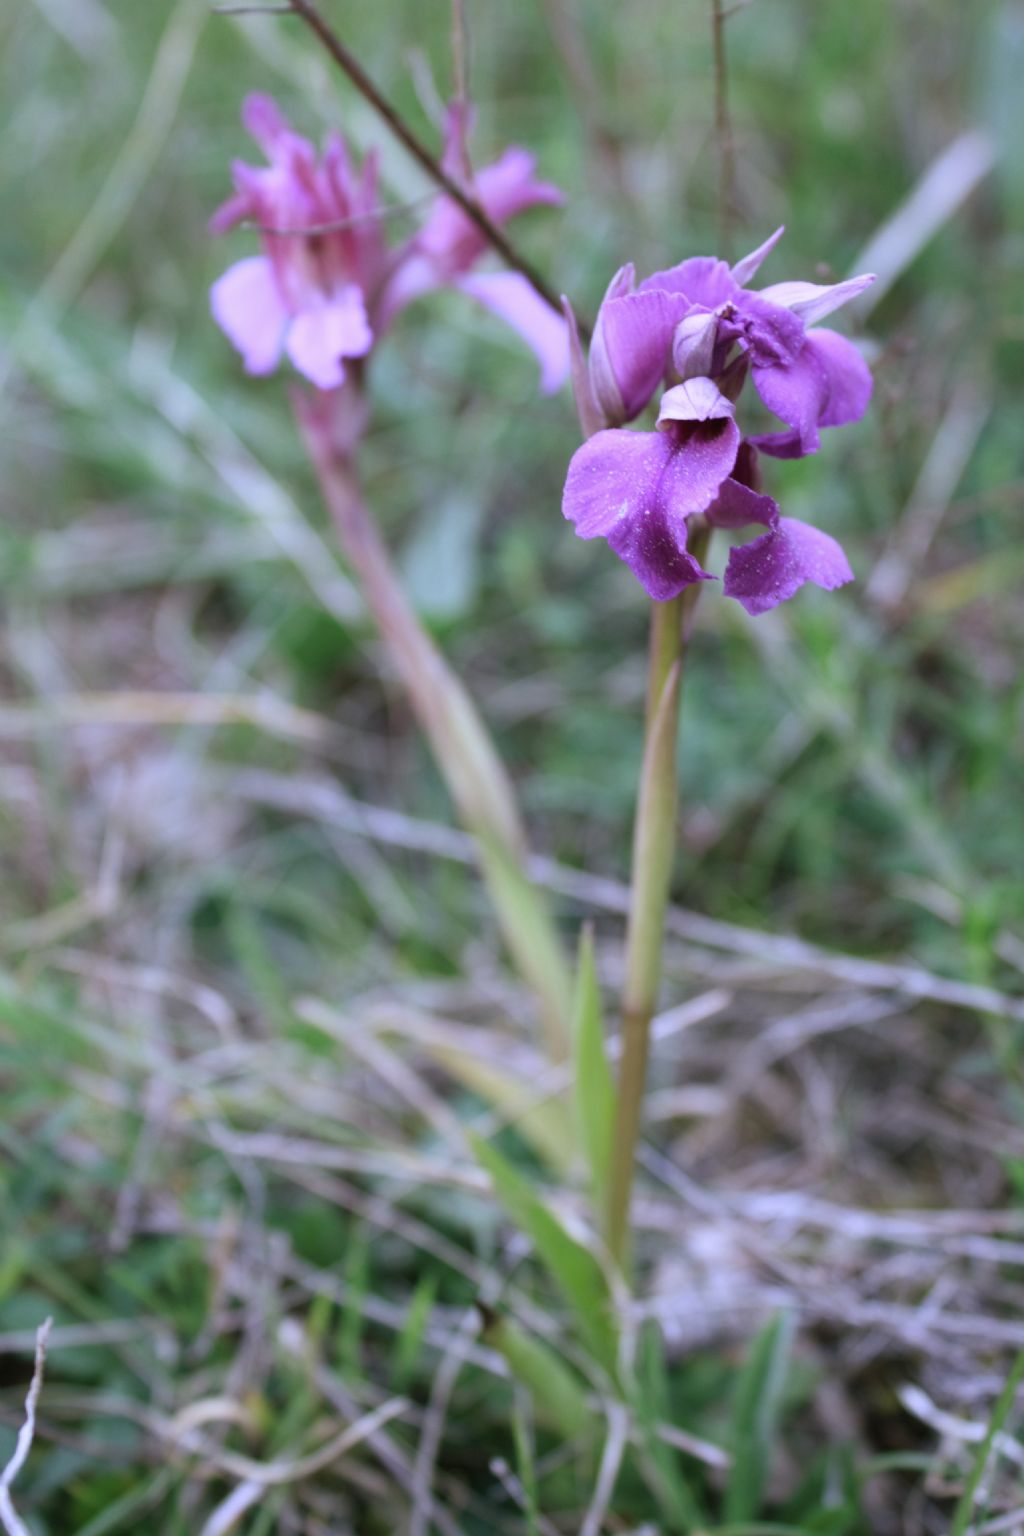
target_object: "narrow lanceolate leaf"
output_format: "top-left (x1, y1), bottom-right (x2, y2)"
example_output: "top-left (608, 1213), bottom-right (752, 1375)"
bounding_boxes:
top-left (480, 1308), bottom-right (595, 1440)
top-left (471, 1135), bottom-right (618, 1377)
top-left (477, 833), bottom-right (575, 1068)
top-left (428, 1042), bottom-right (576, 1175)
top-left (572, 925), bottom-right (616, 1208)
top-left (725, 1311), bottom-right (795, 1524)
top-left (951, 1349), bottom-right (1024, 1536)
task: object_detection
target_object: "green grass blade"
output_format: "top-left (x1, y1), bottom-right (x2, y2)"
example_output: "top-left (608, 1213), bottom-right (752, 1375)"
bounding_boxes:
top-left (572, 924), bottom-right (616, 1208)
top-left (950, 1349), bottom-right (1024, 1536)
top-left (725, 1312), bottom-right (795, 1524)
top-left (481, 1307), bottom-right (594, 1439)
top-left (471, 1134), bottom-right (618, 1376)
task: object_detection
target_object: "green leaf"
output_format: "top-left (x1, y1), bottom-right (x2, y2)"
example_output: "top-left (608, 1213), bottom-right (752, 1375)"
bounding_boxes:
top-left (471, 1134), bottom-right (618, 1376)
top-left (572, 924), bottom-right (616, 1207)
top-left (477, 834), bottom-right (574, 1067)
top-left (400, 490), bottom-right (484, 622)
top-left (725, 1312), bottom-right (795, 1524)
top-left (951, 1349), bottom-right (1024, 1536)
top-left (481, 1307), bottom-right (594, 1439)
top-left (392, 1270), bottom-right (438, 1392)
top-left (428, 1041), bottom-right (575, 1175)
top-left (630, 1321), bottom-right (708, 1531)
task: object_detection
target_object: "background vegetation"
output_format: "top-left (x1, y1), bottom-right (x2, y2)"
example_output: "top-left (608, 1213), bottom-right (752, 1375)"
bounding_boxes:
top-left (2, 0), bottom-right (1023, 1530)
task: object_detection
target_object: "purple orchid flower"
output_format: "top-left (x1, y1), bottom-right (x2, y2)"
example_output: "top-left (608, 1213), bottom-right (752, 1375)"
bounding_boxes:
top-left (210, 95), bottom-right (380, 390)
top-left (562, 229), bottom-right (872, 612)
top-left (379, 104), bottom-right (569, 394)
top-left (211, 95), bottom-right (569, 394)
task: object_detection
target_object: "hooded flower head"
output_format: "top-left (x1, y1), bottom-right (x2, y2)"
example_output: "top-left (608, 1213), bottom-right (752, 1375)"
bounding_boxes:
top-left (211, 95), bottom-right (569, 394)
top-left (210, 94), bottom-right (380, 390)
top-left (562, 229), bottom-right (874, 612)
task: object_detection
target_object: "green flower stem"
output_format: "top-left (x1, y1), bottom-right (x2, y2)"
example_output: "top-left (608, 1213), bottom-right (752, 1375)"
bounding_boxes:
top-left (606, 530), bottom-right (709, 1268)
top-left (300, 410), bottom-right (573, 1064)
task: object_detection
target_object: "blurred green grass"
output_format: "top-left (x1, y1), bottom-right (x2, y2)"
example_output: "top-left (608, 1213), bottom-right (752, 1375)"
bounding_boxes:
top-left (2, 0), bottom-right (1024, 1530)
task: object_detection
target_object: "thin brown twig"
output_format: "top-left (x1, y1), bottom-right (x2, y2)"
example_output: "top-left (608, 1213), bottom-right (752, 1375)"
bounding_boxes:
top-left (450, 0), bottom-right (469, 111)
top-left (241, 195), bottom-right (435, 237)
top-left (280, 0), bottom-right (578, 333)
top-left (711, 0), bottom-right (736, 257)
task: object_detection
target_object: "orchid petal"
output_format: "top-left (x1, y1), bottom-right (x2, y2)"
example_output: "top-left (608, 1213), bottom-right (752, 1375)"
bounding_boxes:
top-left (639, 255), bottom-right (738, 309)
top-left (564, 417), bottom-right (739, 541)
top-left (284, 285), bottom-right (373, 390)
top-left (753, 326), bottom-right (871, 454)
top-left (728, 289), bottom-right (806, 365)
top-left (562, 295), bottom-right (604, 436)
top-left (210, 256), bottom-right (288, 375)
top-left (806, 328), bottom-right (873, 426)
top-left (457, 271), bottom-right (569, 393)
top-left (724, 516), bottom-right (853, 614)
top-left (758, 272), bottom-right (876, 326)
top-left (601, 262), bottom-right (637, 303)
top-left (474, 146), bottom-right (565, 223)
top-left (706, 477), bottom-right (779, 530)
top-left (730, 226), bottom-right (785, 286)
top-left (607, 502), bottom-right (712, 600)
top-left (671, 309), bottom-right (718, 381)
top-left (590, 289), bottom-right (693, 422)
top-left (415, 146), bottom-right (563, 279)
top-left (656, 376), bottom-right (734, 428)
top-left (562, 429), bottom-right (714, 599)
top-left (241, 93), bottom-right (290, 151)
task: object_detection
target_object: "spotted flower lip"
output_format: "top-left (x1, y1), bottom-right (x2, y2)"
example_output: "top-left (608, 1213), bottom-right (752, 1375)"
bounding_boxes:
top-left (562, 377), bottom-right (741, 601)
top-left (210, 94), bottom-right (569, 394)
top-left (562, 230), bottom-right (873, 612)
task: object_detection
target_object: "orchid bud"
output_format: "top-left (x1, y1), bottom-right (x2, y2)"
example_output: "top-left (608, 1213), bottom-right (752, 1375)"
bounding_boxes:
top-left (671, 310), bottom-right (717, 381)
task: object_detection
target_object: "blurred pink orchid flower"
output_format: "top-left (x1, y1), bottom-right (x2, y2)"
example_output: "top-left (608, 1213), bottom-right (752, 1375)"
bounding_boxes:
top-left (210, 94), bottom-right (569, 394)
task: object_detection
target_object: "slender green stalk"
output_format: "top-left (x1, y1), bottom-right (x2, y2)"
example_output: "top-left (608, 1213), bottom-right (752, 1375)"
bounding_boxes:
top-left (606, 532), bottom-right (709, 1267)
top-left (298, 405), bottom-right (574, 1064)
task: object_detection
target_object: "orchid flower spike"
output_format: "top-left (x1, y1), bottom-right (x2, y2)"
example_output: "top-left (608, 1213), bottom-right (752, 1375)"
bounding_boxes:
top-left (562, 229), bottom-right (875, 613)
top-left (210, 94), bottom-right (569, 395)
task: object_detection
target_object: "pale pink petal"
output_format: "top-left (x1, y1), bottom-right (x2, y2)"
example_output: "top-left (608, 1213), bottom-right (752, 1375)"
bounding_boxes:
top-left (209, 188), bottom-right (253, 236)
top-left (210, 256), bottom-right (288, 375)
top-left (474, 146), bottom-right (565, 224)
top-left (724, 516), bottom-right (853, 614)
top-left (656, 377), bottom-right (735, 428)
top-left (758, 273), bottom-right (875, 326)
top-left (457, 271), bottom-right (569, 393)
top-left (377, 252), bottom-right (441, 325)
top-left (241, 93), bottom-right (290, 152)
top-left (730, 226), bottom-right (785, 286)
top-left (284, 285), bottom-right (373, 390)
top-left (416, 145), bottom-right (563, 279)
top-left (440, 99), bottom-right (474, 180)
